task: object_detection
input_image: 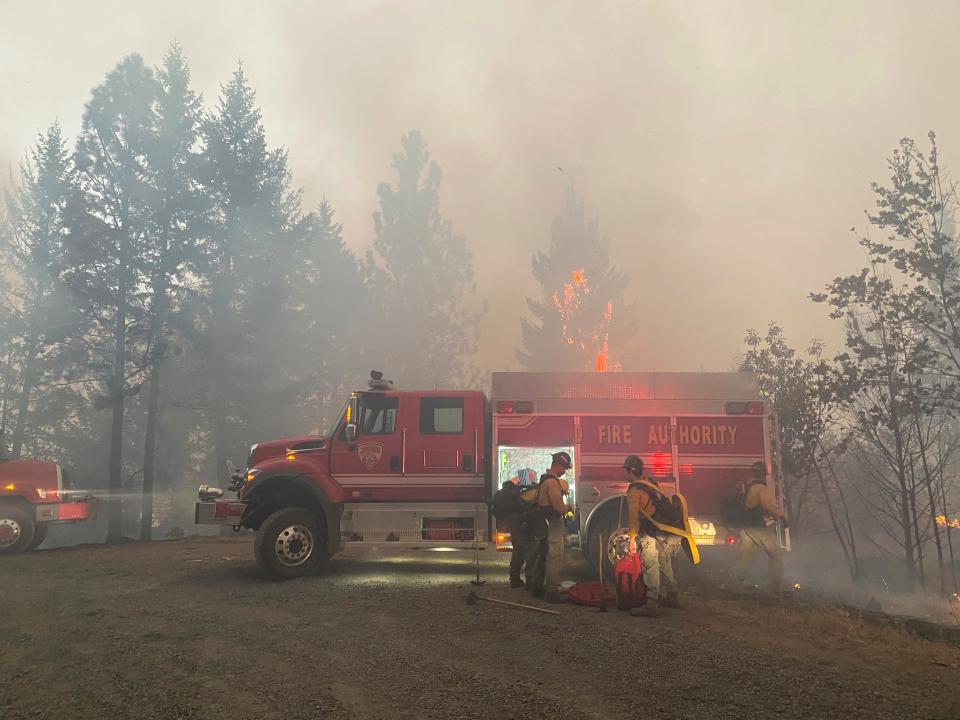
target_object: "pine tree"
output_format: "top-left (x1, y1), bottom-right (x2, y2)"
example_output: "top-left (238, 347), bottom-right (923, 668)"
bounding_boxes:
top-left (197, 64), bottom-right (303, 473)
top-left (291, 199), bottom-right (367, 431)
top-left (0, 123), bottom-right (82, 458)
top-left (138, 43), bottom-right (205, 540)
top-left (69, 54), bottom-right (157, 542)
top-left (517, 187), bottom-right (637, 371)
top-left (364, 131), bottom-right (484, 389)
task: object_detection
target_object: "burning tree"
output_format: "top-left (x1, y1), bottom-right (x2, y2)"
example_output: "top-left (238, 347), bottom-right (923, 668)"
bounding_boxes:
top-left (552, 268), bottom-right (619, 372)
top-left (517, 187), bottom-right (637, 372)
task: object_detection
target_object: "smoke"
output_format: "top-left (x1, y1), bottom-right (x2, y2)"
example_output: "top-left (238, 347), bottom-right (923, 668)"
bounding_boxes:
top-left (5, 3), bottom-right (960, 617)
top-left (782, 534), bottom-right (960, 625)
top-left (4, 2), bottom-right (960, 373)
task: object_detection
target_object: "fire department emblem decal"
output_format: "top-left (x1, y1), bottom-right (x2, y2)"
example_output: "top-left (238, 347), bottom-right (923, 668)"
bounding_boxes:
top-left (357, 443), bottom-right (383, 468)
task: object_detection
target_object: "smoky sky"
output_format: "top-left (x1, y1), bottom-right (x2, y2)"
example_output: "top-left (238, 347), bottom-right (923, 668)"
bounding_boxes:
top-left (3, 0), bottom-right (959, 375)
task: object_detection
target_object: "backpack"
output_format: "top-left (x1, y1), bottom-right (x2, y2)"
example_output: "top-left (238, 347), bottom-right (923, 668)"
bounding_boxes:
top-left (633, 481), bottom-right (684, 529)
top-left (491, 483), bottom-right (523, 520)
top-left (567, 581), bottom-right (611, 608)
top-left (614, 552), bottom-right (647, 610)
top-left (492, 483), bottom-right (541, 526)
top-left (719, 483), bottom-right (766, 529)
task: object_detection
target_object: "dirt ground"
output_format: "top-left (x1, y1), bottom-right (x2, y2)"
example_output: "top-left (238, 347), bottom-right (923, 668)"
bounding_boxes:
top-left (2, 538), bottom-right (959, 720)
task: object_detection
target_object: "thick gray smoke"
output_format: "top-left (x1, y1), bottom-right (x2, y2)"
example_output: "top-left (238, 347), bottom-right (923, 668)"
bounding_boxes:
top-left (3, 3), bottom-right (960, 623)
top-left (5, 2), bottom-right (960, 371)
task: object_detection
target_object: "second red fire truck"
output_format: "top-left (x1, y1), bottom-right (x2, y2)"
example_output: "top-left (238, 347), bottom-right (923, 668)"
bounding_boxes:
top-left (0, 458), bottom-right (97, 554)
top-left (196, 371), bottom-right (784, 579)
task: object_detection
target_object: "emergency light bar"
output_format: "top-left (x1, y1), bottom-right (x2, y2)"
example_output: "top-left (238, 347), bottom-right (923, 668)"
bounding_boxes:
top-left (724, 401), bottom-right (764, 415)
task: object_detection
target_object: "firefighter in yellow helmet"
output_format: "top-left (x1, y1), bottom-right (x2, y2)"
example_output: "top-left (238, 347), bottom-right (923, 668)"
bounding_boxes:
top-left (528, 451), bottom-right (574, 602)
top-left (623, 455), bottom-right (680, 617)
top-left (733, 461), bottom-right (788, 593)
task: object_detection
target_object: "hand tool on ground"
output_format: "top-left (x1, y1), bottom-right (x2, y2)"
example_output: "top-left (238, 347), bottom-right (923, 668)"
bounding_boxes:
top-left (466, 591), bottom-right (560, 616)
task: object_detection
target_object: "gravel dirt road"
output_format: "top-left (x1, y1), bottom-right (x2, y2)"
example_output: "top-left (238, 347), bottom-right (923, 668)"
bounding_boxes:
top-left (2, 537), bottom-right (959, 720)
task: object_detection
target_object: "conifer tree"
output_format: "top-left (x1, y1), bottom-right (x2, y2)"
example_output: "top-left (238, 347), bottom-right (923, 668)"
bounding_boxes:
top-left (137, 43), bottom-right (205, 539)
top-left (290, 199), bottom-right (367, 431)
top-left (1, 123), bottom-right (82, 458)
top-left (69, 53), bottom-right (157, 541)
top-left (517, 187), bottom-right (637, 372)
top-left (197, 64), bottom-right (303, 472)
top-left (364, 131), bottom-right (484, 389)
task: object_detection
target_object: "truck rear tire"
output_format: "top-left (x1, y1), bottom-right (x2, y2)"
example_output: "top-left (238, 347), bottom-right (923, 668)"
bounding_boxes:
top-left (27, 523), bottom-right (49, 550)
top-left (0, 505), bottom-right (36, 555)
top-left (254, 507), bottom-right (328, 580)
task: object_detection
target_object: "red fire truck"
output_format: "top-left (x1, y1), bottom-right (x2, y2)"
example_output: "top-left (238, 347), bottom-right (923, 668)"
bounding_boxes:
top-left (0, 458), bottom-right (97, 554)
top-left (195, 371), bottom-right (784, 579)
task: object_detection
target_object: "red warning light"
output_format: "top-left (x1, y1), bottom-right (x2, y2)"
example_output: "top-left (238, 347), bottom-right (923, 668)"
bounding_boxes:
top-left (651, 451), bottom-right (671, 477)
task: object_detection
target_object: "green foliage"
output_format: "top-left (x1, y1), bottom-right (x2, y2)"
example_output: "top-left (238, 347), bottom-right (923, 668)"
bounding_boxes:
top-left (0, 46), bottom-right (376, 540)
top-left (363, 130), bottom-right (485, 389)
top-left (811, 133), bottom-right (960, 591)
top-left (741, 323), bottom-right (823, 479)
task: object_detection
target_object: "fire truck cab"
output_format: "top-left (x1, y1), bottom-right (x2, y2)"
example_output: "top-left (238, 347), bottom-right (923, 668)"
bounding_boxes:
top-left (195, 371), bottom-right (784, 580)
top-left (0, 458), bottom-right (97, 554)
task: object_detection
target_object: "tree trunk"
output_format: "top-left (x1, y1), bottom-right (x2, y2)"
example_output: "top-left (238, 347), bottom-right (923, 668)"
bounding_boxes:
top-left (140, 281), bottom-right (167, 542)
top-left (815, 443), bottom-right (861, 580)
top-left (888, 418), bottom-right (916, 589)
top-left (939, 479), bottom-right (958, 592)
top-left (11, 289), bottom-right (48, 458)
top-left (11, 333), bottom-right (38, 459)
top-left (914, 415), bottom-right (947, 595)
top-left (909, 485), bottom-right (925, 586)
top-left (212, 256), bottom-right (231, 485)
top-left (107, 224), bottom-right (128, 544)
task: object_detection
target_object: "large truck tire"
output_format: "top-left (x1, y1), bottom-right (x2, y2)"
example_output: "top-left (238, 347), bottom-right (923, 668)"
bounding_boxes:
top-left (0, 504), bottom-right (37, 555)
top-left (27, 523), bottom-right (49, 550)
top-left (254, 507), bottom-right (328, 580)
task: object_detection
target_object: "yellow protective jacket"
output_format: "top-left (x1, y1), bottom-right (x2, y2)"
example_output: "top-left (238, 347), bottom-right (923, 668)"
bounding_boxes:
top-left (537, 473), bottom-right (571, 517)
top-left (626, 477), bottom-right (662, 540)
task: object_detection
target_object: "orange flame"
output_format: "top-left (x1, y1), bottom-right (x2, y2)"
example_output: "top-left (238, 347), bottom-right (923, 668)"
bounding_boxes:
top-left (595, 342), bottom-right (608, 373)
top-left (552, 269), bottom-right (620, 373)
top-left (936, 514), bottom-right (960, 529)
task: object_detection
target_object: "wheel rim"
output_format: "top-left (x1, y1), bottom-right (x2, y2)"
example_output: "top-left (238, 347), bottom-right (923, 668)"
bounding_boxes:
top-left (606, 527), bottom-right (631, 565)
top-left (274, 524), bottom-right (314, 567)
top-left (0, 518), bottom-right (22, 548)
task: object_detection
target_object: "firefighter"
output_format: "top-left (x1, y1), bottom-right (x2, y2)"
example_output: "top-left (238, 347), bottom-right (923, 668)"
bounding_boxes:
top-left (528, 451), bottom-right (574, 602)
top-left (733, 461), bottom-right (788, 593)
top-left (624, 455), bottom-right (680, 617)
top-left (504, 469), bottom-right (536, 588)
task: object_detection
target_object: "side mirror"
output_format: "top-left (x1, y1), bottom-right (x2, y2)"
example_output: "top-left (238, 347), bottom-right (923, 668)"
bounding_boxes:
top-left (346, 396), bottom-right (360, 441)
